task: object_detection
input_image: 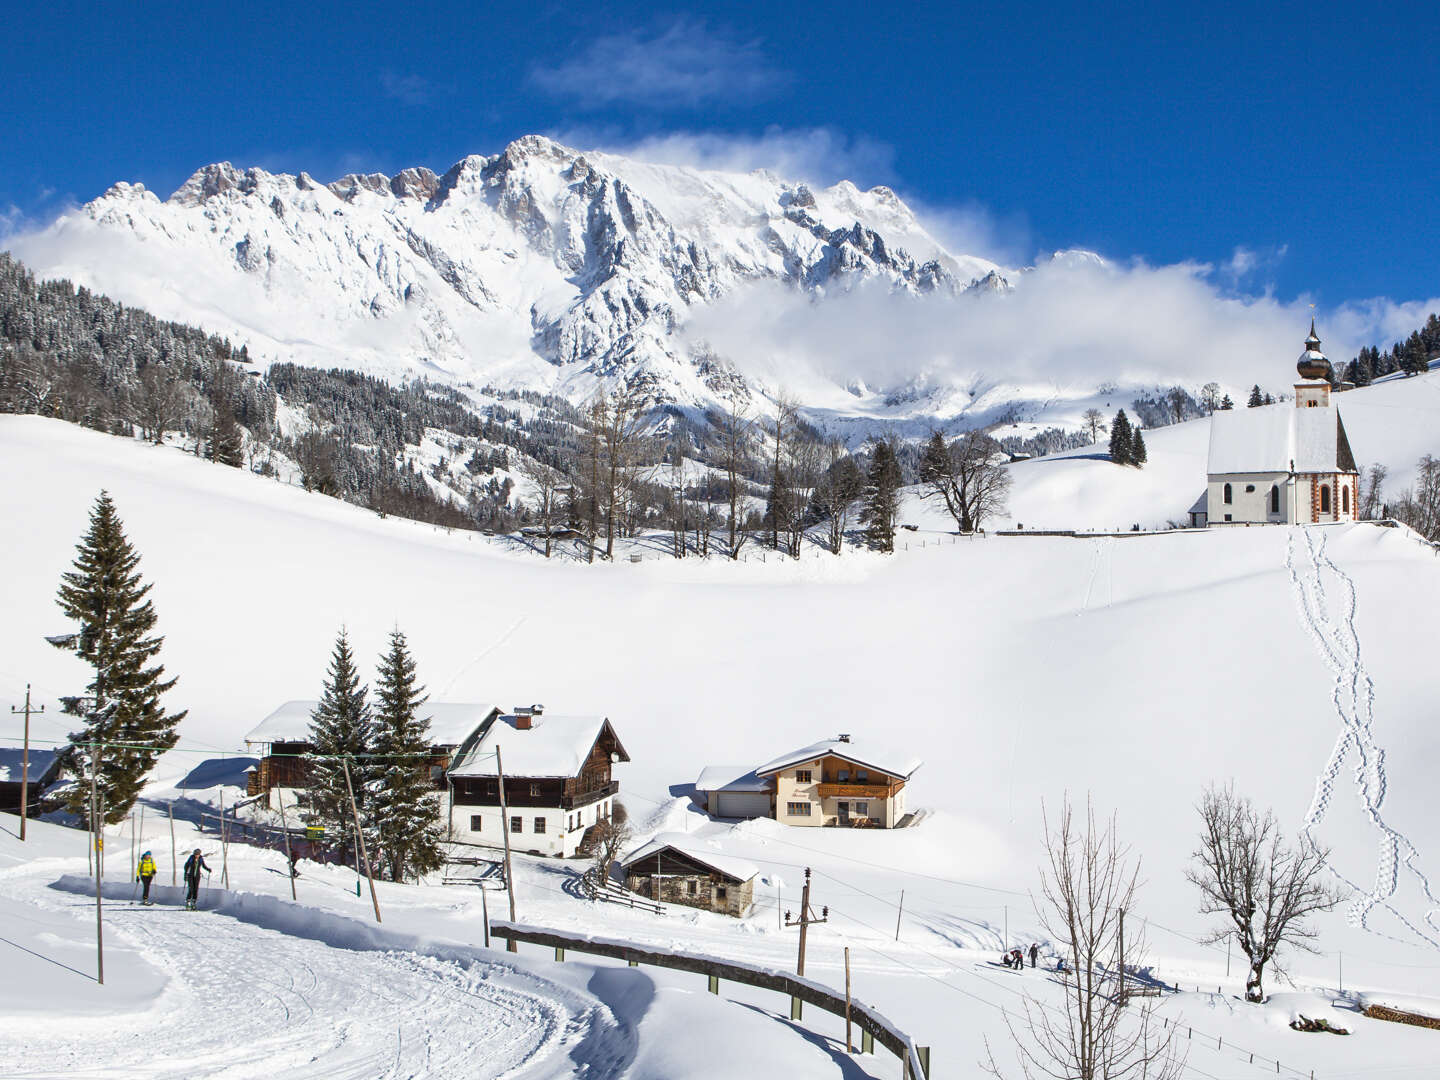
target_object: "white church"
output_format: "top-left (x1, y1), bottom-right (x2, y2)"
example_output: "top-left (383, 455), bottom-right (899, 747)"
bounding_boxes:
top-left (1202, 322), bottom-right (1359, 526)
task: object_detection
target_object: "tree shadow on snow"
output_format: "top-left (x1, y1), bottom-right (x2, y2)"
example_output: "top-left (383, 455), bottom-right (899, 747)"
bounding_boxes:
top-left (732, 1002), bottom-right (877, 1079)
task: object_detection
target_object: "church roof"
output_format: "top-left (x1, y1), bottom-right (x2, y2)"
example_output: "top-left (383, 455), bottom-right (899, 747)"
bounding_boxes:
top-left (1207, 405), bottom-right (1355, 475)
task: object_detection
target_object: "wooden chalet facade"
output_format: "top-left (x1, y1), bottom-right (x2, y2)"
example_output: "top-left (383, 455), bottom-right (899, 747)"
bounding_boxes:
top-left (243, 700), bottom-right (500, 815)
top-left (697, 735), bottom-right (922, 829)
top-left (620, 836), bottom-right (758, 917)
top-left (0, 746), bottom-right (65, 814)
top-left (447, 708), bottom-right (630, 858)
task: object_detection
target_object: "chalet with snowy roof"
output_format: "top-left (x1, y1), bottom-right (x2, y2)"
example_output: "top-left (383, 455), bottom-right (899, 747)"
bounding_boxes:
top-left (697, 734), bottom-right (921, 829)
top-left (1205, 322), bottom-right (1358, 526)
top-left (621, 835), bottom-right (759, 917)
top-left (0, 746), bottom-right (65, 815)
top-left (446, 707), bottom-right (629, 859)
top-left (242, 700), bottom-right (500, 812)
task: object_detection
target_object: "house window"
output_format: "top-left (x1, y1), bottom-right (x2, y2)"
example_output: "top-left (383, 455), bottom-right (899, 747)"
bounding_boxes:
top-left (717, 885), bottom-right (728, 902)
top-left (1321, 485), bottom-right (1331, 513)
top-left (510, 816), bottom-right (522, 833)
top-left (856, 770), bottom-right (868, 783)
top-left (1223, 483), bottom-right (1232, 504)
top-left (1342, 486), bottom-right (1350, 513)
top-left (529, 783), bottom-right (541, 797)
top-left (688, 879), bottom-right (698, 896)
top-left (1307, 400), bottom-right (1317, 407)
top-left (794, 769), bottom-right (812, 783)
top-left (1224, 514), bottom-right (1232, 522)
top-left (534, 817), bottom-right (546, 834)
top-left (837, 768), bottom-right (850, 782)
top-left (470, 815), bottom-right (483, 832)
top-left (856, 802), bottom-right (869, 817)
top-left (787, 801), bottom-right (812, 816)
top-left (430, 765), bottom-right (443, 782)
top-left (1270, 485), bottom-right (1280, 513)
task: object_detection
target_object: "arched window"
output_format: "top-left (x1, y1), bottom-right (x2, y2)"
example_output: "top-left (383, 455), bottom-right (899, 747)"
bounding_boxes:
top-left (1223, 483), bottom-right (1233, 504)
top-left (1342, 485), bottom-right (1350, 514)
top-left (1321, 485), bottom-right (1331, 513)
top-left (1270, 485), bottom-right (1280, 514)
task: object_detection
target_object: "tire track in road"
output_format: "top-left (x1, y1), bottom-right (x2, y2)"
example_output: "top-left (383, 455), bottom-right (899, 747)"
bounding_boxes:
top-left (1285, 526), bottom-right (1440, 947)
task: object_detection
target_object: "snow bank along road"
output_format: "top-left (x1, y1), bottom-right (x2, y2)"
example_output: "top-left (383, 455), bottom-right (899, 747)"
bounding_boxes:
top-left (4, 873), bottom-right (623, 1080)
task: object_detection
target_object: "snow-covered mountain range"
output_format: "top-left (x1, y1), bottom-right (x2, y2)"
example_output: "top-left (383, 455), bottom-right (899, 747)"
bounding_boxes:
top-left (12, 135), bottom-right (1022, 421)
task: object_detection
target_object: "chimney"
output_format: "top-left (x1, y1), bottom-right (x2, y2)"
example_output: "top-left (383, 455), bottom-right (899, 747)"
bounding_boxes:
top-left (514, 706), bottom-right (535, 730)
top-left (838, 733), bottom-right (851, 743)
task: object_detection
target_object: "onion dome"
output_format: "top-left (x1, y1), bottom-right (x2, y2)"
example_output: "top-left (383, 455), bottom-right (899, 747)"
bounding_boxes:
top-left (1296, 317), bottom-right (1332, 380)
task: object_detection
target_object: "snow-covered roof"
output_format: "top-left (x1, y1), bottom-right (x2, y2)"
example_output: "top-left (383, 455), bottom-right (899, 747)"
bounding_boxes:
top-left (1206, 405), bottom-right (1355, 475)
top-left (0, 747), bottom-right (61, 784)
top-left (754, 737), bottom-right (923, 781)
top-left (243, 700), bottom-right (499, 748)
top-left (621, 833), bottom-right (760, 883)
top-left (695, 766), bottom-right (772, 793)
top-left (448, 715), bottom-right (628, 779)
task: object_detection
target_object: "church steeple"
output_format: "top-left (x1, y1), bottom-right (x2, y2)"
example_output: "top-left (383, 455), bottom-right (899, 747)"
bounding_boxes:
top-left (1296, 318), bottom-right (1332, 381)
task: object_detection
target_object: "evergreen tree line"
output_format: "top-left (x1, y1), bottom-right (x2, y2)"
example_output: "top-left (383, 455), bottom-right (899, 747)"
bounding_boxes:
top-left (301, 628), bottom-right (446, 883)
top-left (1108, 409), bottom-right (1147, 467)
top-left (1342, 314), bottom-right (1439, 385)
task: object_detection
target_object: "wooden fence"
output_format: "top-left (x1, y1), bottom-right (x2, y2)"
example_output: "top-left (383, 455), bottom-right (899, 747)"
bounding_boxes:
top-left (490, 921), bottom-right (930, 1078)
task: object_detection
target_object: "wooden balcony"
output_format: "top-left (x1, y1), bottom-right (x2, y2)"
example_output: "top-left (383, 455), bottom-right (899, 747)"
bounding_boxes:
top-left (815, 781), bottom-right (897, 800)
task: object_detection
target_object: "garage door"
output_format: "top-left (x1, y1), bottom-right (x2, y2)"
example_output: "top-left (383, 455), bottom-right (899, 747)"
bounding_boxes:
top-left (715, 791), bottom-right (772, 819)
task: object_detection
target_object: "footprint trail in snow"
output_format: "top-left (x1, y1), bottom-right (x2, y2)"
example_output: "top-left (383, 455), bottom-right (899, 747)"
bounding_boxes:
top-left (1285, 526), bottom-right (1440, 947)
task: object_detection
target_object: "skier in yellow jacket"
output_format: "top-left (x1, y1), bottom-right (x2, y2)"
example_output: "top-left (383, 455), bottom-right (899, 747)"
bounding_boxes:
top-left (136, 851), bottom-right (157, 905)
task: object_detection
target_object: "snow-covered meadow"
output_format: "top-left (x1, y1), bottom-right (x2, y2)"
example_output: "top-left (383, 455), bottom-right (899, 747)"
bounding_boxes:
top-left (2, 385), bottom-right (1439, 1077)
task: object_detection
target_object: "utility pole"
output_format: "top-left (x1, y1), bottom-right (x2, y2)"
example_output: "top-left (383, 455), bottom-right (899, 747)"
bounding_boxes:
top-left (9, 685), bottom-right (42, 841)
top-left (895, 889), bottom-right (905, 941)
top-left (168, 801), bottom-right (177, 886)
top-left (784, 867), bottom-right (828, 1020)
top-left (91, 742), bottom-right (103, 986)
top-left (340, 756), bottom-right (382, 923)
top-left (276, 787), bottom-right (297, 901)
top-left (496, 747), bottom-right (518, 952)
top-left (219, 788), bottom-right (230, 889)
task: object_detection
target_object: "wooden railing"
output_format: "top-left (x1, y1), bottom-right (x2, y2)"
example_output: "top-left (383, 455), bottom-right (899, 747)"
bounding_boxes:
top-left (490, 921), bottom-right (930, 1079)
top-left (579, 866), bottom-right (664, 915)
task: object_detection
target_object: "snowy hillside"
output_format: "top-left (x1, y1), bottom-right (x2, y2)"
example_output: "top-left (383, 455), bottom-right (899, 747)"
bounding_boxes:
top-left (3, 412), bottom-right (1440, 1077)
top-left (7, 136), bottom-right (1006, 420)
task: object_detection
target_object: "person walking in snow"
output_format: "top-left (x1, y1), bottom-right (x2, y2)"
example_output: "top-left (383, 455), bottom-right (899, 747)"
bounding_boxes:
top-left (136, 850), bottom-right (157, 905)
top-left (183, 849), bottom-right (210, 910)
top-left (1029, 943), bottom-right (1039, 969)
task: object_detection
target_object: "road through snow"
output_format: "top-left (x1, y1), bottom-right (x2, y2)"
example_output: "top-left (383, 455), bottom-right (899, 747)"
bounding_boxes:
top-left (1285, 526), bottom-right (1440, 948)
top-left (5, 877), bottom-right (615, 1080)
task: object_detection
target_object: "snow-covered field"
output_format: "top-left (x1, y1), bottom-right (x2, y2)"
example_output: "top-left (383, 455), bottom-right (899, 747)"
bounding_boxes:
top-left (3, 396), bottom-right (1440, 1077)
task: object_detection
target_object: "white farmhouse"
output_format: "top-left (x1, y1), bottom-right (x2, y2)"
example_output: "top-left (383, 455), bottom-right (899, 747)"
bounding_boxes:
top-left (1206, 322), bottom-right (1358, 526)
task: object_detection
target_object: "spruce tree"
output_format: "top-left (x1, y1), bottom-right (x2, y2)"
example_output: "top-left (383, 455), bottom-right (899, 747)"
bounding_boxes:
top-left (1131, 427), bottom-right (1147, 467)
top-left (56, 491), bottom-right (186, 824)
top-left (302, 629), bottom-right (375, 855)
top-left (1108, 410), bottom-right (1133, 465)
top-left (371, 629), bottom-right (444, 882)
top-left (1219, 394), bottom-right (1234, 410)
top-left (1247, 385), bottom-right (1264, 408)
top-left (861, 439), bottom-right (903, 552)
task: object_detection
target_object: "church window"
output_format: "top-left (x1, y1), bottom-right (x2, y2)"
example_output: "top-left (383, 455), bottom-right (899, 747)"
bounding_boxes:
top-left (1342, 486), bottom-right (1349, 513)
top-left (1223, 483), bottom-right (1233, 504)
top-left (1245, 484), bottom-right (1255, 493)
top-left (1270, 485), bottom-right (1280, 513)
top-left (1321, 486), bottom-right (1331, 513)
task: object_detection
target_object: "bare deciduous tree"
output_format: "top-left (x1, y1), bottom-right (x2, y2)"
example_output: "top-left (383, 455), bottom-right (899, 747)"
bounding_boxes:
top-left (987, 797), bottom-right (1185, 1080)
top-left (918, 429), bottom-right (1013, 532)
top-left (1082, 408), bottom-right (1106, 444)
top-left (811, 439), bottom-right (861, 554)
top-left (136, 362), bottom-right (187, 444)
top-left (1358, 463), bottom-right (1387, 521)
top-left (1186, 785), bottom-right (1344, 1003)
top-left (767, 392), bottom-right (800, 551)
top-left (520, 457), bottom-right (566, 558)
top-left (713, 403), bottom-right (755, 558)
top-left (591, 816), bottom-right (632, 885)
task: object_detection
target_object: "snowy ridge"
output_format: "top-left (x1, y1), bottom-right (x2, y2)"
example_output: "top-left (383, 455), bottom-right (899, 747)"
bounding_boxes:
top-left (11, 136), bottom-right (1007, 418)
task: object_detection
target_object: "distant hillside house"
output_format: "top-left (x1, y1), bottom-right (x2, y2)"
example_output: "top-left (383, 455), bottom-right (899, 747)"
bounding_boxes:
top-left (621, 835), bottom-right (759, 917)
top-left (243, 701), bottom-right (500, 813)
top-left (446, 708), bottom-right (629, 858)
top-left (1206, 322), bottom-right (1359, 526)
top-left (697, 734), bottom-right (921, 829)
top-left (0, 746), bottom-right (65, 814)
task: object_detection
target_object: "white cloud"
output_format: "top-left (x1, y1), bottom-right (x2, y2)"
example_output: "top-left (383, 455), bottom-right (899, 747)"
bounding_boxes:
top-left (682, 256), bottom-right (1440, 405)
top-left (381, 71), bottom-right (435, 107)
top-left (529, 18), bottom-right (787, 110)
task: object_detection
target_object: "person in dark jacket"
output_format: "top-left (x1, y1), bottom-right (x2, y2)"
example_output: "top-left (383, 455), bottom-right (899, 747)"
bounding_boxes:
top-left (1029, 943), bottom-right (1039, 969)
top-left (183, 849), bottom-right (210, 910)
top-left (136, 851), bottom-right (157, 905)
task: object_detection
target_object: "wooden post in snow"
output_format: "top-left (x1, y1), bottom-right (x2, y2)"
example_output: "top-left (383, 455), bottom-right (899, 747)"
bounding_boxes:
top-left (276, 787), bottom-right (297, 901)
top-left (91, 742), bottom-right (103, 986)
top-left (844, 946), bottom-right (853, 1053)
top-left (168, 801), bottom-right (177, 886)
top-left (895, 889), bottom-right (904, 941)
top-left (219, 788), bottom-right (230, 889)
top-left (496, 747), bottom-right (518, 952)
top-left (341, 756), bottom-right (382, 923)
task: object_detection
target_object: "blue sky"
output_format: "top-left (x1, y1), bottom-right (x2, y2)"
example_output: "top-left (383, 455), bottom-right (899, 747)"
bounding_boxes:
top-left (2, 0), bottom-right (1436, 307)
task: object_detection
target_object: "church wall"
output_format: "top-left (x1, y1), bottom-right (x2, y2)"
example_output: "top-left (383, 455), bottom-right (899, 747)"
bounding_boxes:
top-left (1207, 473), bottom-right (1291, 525)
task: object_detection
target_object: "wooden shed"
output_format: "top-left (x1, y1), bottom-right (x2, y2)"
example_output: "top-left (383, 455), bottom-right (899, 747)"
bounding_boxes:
top-left (620, 835), bottom-right (758, 917)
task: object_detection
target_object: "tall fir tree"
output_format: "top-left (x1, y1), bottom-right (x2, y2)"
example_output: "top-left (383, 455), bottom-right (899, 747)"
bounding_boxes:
top-left (370, 629), bottom-right (444, 882)
top-left (1247, 384), bottom-right (1264, 408)
top-left (1131, 427), bottom-right (1147, 467)
top-left (302, 629), bottom-right (375, 856)
top-left (56, 491), bottom-right (186, 824)
top-left (1219, 393), bottom-right (1234, 410)
top-left (861, 439), bottom-right (903, 552)
top-left (1108, 410), bottom-right (1133, 465)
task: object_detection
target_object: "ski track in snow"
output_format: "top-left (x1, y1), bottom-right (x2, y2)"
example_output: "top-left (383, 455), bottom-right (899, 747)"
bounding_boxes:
top-left (1077, 537), bottom-right (1115, 615)
top-left (1284, 526), bottom-right (1440, 947)
top-left (0, 886), bottom-right (612, 1080)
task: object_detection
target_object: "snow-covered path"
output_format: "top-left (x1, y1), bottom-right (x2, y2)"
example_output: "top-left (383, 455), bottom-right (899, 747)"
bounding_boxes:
top-left (7, 877), bottom-right (612, 1080)
top-left (1285, 526), bottom-right (1440, 947)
